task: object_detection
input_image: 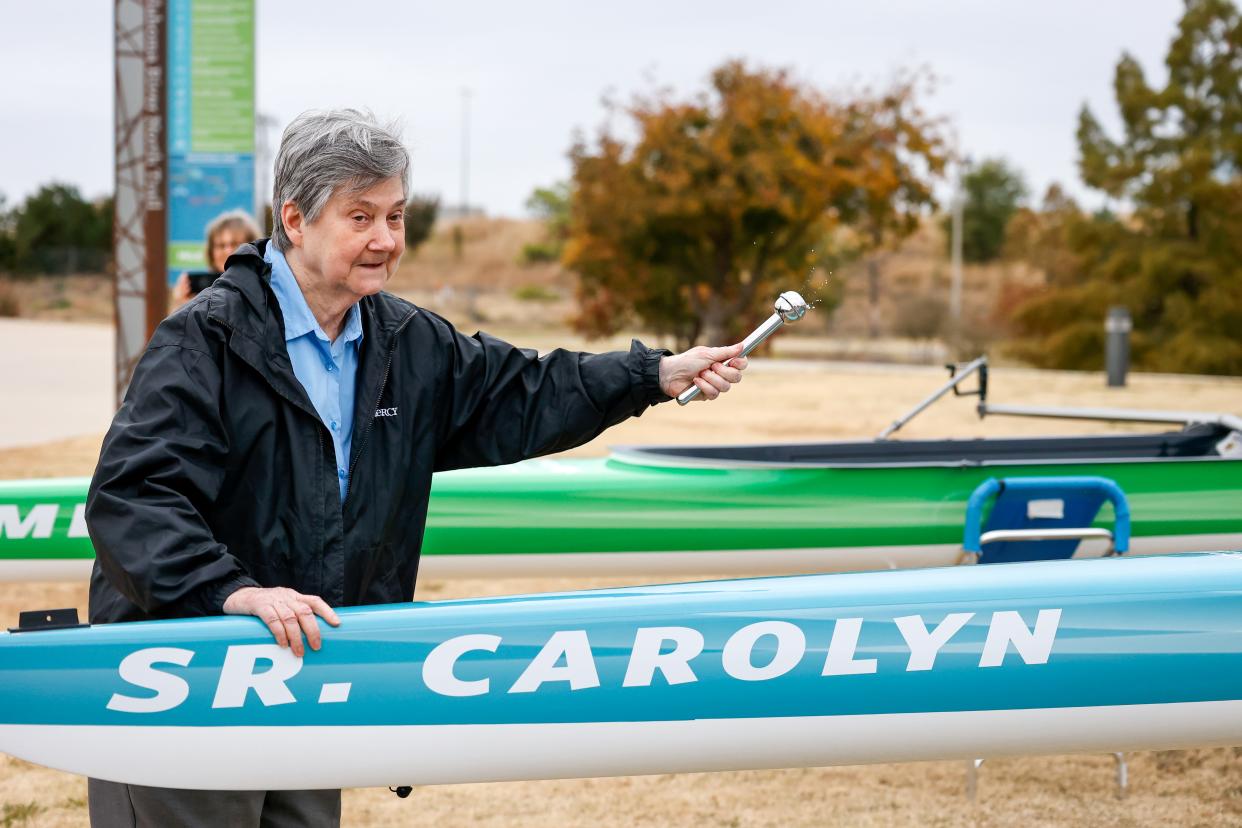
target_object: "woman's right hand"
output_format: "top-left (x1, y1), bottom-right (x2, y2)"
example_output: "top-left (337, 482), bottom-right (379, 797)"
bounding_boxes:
top-left (223, 586), bottom-right (342, 657)
top-left (171, 272), bottom-right (193, 309)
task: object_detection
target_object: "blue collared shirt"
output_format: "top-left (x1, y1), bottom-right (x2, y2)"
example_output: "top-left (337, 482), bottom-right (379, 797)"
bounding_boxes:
top-left (265, 244), bottom-right (363, 501)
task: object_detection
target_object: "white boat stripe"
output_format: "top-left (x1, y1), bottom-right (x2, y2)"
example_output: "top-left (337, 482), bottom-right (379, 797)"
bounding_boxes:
top-left (416, 533), bottom-right (1242, 578)
top-left (0, 533), bottom-right (1238, 582)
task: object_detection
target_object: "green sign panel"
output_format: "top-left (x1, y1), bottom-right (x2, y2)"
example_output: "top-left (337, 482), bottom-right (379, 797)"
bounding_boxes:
top-left (189, 0), bottom-right (255, 154)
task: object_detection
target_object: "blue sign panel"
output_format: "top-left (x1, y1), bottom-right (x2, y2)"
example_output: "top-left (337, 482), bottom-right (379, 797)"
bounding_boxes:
top-left (166, 0), bottom-right (256, 281)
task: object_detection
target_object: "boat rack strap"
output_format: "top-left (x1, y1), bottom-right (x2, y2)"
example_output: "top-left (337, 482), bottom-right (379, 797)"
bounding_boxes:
top-left (962, 476), bottom-right (1131, 556)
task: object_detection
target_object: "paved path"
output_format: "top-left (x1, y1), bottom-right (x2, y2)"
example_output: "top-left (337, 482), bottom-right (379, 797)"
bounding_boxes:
top-left (0, 319), bottom-right (114, 449)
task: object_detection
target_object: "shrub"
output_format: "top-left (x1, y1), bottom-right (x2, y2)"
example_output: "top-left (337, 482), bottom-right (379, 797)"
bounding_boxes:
top-left (892, 292), bottom-right (947, 340)
top-left (519, 242), bottom-right (560, 264)
top-left (513, 284), bottom-right (560, 302)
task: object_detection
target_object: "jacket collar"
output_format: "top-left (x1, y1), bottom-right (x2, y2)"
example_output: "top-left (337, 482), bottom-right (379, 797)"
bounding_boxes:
top-left (209, 239), bottom-right (417, 353)
top-left (207, 238), bottom-right (419, 422)
top-left (209, 239), bottom-right (274, 341)
top-left (265, 243), bottom-right (364, 347)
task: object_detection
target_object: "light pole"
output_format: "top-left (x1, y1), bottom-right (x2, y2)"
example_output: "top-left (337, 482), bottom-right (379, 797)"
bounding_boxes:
top-left (949, 157), bottom-right (967, 327)
top-left (460, 87), bottom-right (472, 215)
top-left (255, 112), bottom-right (279, 225)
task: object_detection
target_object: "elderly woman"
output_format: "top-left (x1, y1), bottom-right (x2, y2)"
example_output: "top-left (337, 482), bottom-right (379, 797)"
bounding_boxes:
top-left (85, 109), bottom-right (747, 827)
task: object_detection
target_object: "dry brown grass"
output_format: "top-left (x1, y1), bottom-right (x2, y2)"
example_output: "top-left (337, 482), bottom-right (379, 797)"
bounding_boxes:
top-left (0, 275), bottom-right (113, 324)
top-left (335, 748), bottom-right (1242, 828)
top-left (0, 435), bottom-right (103, 480)
top-left (2, 358), bottom-right (1241, 824)
top-left (0, 280), bottom-right (21, 318)
top-left (390, 216), bottom-right (571, 294)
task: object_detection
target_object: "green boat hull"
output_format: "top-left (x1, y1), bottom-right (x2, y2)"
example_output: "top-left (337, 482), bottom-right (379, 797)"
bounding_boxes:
top-left (3, 429), bottom-right (1241, 580)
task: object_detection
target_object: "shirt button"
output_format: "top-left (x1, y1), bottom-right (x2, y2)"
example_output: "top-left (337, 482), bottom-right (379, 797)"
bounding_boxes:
top-left (326, 364), bottom-right (335, 373)
top-left (338, 469), bottom-right (347, 479)
top-left (331, 420), bottom-right (339, 431)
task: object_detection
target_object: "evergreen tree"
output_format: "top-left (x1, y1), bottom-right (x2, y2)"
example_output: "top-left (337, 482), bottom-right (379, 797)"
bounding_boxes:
top-left (11, 183), bottom-right (112, 275)
top-left (519, 182), bottom-right (571, 264)
top-left (403, 194), bottom-right (439, 254)
top-left (0, 194), bottom-right (15, 273)
top-left (943, 158), bottom-right (1027, 263)
top-left (1011, 0), bottom-right (1242, 374)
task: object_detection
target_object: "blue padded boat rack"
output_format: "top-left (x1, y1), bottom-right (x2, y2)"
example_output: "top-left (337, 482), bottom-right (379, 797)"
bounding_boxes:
top-left (962, 476), bottom-right (1131, 565)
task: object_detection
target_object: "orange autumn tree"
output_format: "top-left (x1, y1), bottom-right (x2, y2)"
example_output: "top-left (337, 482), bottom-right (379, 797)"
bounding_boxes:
top-left (565, 61), bottom-right (947, 348)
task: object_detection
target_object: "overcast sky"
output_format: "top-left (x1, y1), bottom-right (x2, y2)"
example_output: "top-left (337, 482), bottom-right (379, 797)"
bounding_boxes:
top-left (0, 0), bottom-right (1183, 216)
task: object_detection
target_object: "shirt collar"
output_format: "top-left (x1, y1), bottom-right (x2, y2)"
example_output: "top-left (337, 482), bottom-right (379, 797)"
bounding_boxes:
top-left (265, 244), bottom-right (363, 345)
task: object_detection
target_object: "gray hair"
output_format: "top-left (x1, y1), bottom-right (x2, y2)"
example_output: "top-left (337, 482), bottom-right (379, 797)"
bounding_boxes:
top-left (271, 109), bottom-right (410, 251)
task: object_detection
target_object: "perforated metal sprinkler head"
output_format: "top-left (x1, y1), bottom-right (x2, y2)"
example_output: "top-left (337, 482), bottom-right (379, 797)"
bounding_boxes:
top-left (677, 290), bottom-right (809, 405)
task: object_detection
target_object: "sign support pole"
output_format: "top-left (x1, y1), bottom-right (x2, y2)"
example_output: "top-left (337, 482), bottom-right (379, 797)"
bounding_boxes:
top-left (113, 0), bottom-right (168, 406)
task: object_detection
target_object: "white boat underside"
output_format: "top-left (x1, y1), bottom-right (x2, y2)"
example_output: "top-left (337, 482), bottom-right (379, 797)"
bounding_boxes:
top-left (3, 533), bottom-right (1241, 582)
top-left (0, 559), bottom-right (93, 582)
top-left (4, 700), bottom-right (1241, 790)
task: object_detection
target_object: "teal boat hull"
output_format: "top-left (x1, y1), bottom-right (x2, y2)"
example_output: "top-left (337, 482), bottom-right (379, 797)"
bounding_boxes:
top-left (1, 553), bottom-right (1240, 788)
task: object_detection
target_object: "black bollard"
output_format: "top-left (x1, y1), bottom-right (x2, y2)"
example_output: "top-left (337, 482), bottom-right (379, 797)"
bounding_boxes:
top-left (1105, 306), bottom-right (1131, 387)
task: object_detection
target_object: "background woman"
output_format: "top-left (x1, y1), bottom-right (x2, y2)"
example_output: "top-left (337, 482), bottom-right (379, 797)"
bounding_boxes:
top-left (170, 209), bottom-right (262, 309)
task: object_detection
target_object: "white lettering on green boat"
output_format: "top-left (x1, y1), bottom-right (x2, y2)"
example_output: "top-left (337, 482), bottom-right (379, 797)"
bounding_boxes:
top-left (0, 503), bottom-right (89, 539)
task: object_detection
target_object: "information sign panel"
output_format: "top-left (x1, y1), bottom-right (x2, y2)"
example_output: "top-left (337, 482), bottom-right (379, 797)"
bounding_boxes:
top-left (166, 0), bottom-right (255, 279)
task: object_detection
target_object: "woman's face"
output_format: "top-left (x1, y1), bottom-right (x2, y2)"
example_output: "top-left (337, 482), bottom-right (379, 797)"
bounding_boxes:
top-left (285, 176), bottom-right (406, 302)
top-left (210, 227), bottom-right (250, 272)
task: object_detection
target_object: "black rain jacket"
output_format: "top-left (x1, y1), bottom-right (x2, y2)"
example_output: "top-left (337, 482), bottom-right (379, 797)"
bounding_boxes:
top-left (86, 239), bottom-right (669, 624)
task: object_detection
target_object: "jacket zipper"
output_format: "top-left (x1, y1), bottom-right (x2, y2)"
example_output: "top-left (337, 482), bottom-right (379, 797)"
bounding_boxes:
top-left (342, 309), bottom-right (416, 507)
top-left (210, 312), bottom-right (337, 580)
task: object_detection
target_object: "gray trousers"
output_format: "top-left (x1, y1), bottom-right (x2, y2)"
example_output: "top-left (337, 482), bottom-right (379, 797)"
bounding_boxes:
top-left (88, 779), bottom-right (341, 828)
